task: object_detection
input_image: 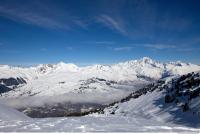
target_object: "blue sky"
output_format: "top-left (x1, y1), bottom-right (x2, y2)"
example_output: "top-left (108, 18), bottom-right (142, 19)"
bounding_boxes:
top-left (0, 0), bottom-right (200, 66)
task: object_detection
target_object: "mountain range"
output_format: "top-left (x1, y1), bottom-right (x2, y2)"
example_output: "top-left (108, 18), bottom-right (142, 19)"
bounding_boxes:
top-left (0, 57), bottom-right (200, 132)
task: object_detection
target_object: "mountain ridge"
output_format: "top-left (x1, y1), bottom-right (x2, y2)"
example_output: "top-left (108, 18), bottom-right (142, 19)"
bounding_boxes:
top-left (0, 57), bottom-right (199, 89)
top-left (0, 57), bottom-right (200, 99)
top-left (0, 57), bottom-right (197, 69)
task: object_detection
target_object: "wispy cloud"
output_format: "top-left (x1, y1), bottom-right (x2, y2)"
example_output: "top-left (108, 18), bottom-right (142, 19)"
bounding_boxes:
top-left (144, 44), bottom-right (176, 50)
top-left (113, 47), bottom-right (133, 51)
top-left (97, 14), bottom-right (127, 35)
top-left (72, 19), bottom-right (89, 29)
top-left (87, 41), bottom-right (115, 45)
top-left (134, 43), bottom-right (199, 52)
top-left (0, 2), bottom-right (88, 30)
top-left (0, 5), bottom-right (70, 30)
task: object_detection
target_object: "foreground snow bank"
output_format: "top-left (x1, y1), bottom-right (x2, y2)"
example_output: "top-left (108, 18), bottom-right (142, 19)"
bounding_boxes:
top-left (0, 116), bottom-right (199, 132)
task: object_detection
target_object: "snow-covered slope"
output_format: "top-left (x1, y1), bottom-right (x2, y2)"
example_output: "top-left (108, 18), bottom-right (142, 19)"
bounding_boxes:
top-left (101, 72), bottom-right (200, 128)
top-left (0, 103), bottom-right (29, 121)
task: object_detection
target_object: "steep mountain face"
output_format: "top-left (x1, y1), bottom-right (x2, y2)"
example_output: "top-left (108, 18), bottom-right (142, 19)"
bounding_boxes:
top-left (164, 72), bottom-right (200, 112)
top-left (101, 72), bottom-right (200, 127)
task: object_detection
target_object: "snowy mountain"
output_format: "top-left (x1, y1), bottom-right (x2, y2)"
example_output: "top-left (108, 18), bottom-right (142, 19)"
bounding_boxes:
top-left (0, 57), bottom-right (199, 103)
top-left (1, 57), bottom-right (199, 80)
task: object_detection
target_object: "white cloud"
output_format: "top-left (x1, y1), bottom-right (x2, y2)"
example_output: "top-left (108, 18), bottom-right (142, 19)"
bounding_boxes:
top-left (0, 3), bottom-right (88, 30)
top-left (1, 92), bottom-right (128, 108)
top-left (0, 5), bottom-right (70, 30)
top-left (113, 47), bottom-right (133, 51)
top-left (97, 14), bottom-right (127, 35)
top-left (144, 44), bottom-right (176, 49)
top-left (87, 41), bottom-right (115, 45)
top-left (136, 43), bottom-right (197, 52)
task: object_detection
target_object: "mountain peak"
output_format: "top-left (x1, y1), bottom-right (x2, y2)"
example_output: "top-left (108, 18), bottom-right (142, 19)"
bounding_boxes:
top-left (56, 62), bottom-right (79, 72)
top-left (141, 57), bottom-right (153, 62)
top-left (139, 57), bottom-right (156, 65)
top-left (142, 57), bottom-right (152, 60)
top-left (57, 61), bottom-right (67, 66)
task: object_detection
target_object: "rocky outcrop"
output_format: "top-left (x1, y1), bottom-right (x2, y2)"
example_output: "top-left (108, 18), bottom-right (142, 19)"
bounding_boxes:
top-left (0, 77), bottom-right (26, 94)
top-left (165, 72), bottom-right (200, 111)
